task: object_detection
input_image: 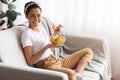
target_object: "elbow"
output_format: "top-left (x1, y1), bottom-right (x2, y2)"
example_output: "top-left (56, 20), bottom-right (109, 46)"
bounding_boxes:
top-left (27, 60), bottom-right (33, 66)
top-left (27, 61), bottom-right (31, 66)
top-left (28, 62), bottom-right (32, 66)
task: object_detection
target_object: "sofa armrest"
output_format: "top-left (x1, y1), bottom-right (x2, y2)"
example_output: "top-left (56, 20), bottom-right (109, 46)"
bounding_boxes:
top-left (0, 63), bottom-right (68, 80)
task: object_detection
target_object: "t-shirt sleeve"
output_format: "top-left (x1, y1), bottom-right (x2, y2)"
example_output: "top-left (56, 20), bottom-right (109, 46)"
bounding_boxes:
top-left (21, 31), bottom-right (32, 48)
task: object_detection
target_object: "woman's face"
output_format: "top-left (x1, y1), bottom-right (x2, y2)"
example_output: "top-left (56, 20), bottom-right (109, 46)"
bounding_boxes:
top-left (26, 8), bottom-right (41, 27)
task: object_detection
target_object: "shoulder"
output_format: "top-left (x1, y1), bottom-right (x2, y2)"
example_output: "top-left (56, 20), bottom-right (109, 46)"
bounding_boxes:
top-left (21, 28), bottom-right (32, 38)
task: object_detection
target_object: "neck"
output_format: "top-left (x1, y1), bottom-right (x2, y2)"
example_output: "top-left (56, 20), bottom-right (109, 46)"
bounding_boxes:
top-left (29, 25), bottom-right (40, 32)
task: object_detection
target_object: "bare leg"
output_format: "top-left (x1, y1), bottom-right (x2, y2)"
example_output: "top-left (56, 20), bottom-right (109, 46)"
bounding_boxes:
top-left (75, 48), bottom-right (93, 73)
top-left (75, 58), bottom-right (88, 73)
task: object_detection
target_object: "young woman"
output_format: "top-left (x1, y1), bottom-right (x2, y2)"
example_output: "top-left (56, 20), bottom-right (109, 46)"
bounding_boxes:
top-left (21, 1), bottom-right (93, 80)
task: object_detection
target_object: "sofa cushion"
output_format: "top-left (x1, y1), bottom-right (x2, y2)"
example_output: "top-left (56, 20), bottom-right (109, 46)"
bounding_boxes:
top-left (0, 26), bottom-right (28, 66)
top-left (82, 70), bottom-right (100, 80)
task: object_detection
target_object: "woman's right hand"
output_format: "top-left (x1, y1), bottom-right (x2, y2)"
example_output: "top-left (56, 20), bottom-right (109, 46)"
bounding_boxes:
top-left (53, 24), bottom-right (63, 35)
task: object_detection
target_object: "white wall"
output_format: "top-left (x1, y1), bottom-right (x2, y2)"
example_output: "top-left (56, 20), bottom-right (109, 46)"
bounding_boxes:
top-left (1, 0), bottom-right (34, 26)
top-left (14, 0), bottom-right (35, 25)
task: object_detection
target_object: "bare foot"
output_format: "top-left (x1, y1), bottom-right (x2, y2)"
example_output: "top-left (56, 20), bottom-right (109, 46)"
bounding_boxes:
top-left (76, 73), bottom-right (83, 80)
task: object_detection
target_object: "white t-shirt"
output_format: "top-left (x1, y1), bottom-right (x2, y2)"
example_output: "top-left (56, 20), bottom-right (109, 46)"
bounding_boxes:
top-left (21, 24), bottom-right (53, 64)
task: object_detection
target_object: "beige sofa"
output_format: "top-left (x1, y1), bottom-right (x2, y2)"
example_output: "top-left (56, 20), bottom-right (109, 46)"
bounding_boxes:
top-left (0, 17), bottom-right (111, 80)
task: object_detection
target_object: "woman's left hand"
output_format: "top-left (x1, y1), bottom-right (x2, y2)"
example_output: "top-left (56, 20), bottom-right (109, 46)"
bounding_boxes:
top-left (53, 24), bottom-right (63, 35)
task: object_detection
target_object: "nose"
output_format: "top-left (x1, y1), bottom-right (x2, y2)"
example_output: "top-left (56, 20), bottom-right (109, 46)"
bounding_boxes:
top-left (34, 16), bottom-right (38, 22)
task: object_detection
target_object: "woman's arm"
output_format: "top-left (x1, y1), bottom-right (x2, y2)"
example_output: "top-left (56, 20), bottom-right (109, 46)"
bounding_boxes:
top-left (23, 44), bottom-right (60, 66)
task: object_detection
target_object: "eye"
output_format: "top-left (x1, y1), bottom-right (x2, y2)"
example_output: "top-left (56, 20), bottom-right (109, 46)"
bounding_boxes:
top-left (30, 14), bottom-right (34, 18)
top-left (37, 14), bottom-right (41, 17)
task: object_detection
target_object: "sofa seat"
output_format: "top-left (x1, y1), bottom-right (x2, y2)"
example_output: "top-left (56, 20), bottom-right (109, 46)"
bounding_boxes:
top-left (82, 71), bottom-right (100, 80)
top-left (58, 53), bottom-right (100, 80)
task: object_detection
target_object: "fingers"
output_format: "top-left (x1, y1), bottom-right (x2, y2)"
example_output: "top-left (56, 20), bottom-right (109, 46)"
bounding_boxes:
top-left (56, 25), bottom-right (63, 31)
top-left (53, 44), bottom-right (62, 48)
top-left (57, 24), bottom-right (63, 28)
top-left (53, 25), bottom-right (63, 31)
top-left (49, 43), bottom-right (63, 48)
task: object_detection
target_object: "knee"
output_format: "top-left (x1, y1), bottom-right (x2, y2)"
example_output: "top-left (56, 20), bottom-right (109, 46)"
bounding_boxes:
top-left (85, 48), bottom-right (93, 54)
top-left (84, 48), bottom-right (94, 59)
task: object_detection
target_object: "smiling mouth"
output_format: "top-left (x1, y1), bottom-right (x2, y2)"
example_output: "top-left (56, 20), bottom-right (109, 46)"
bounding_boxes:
top-left (33, 22), bottom-right (38, 25)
